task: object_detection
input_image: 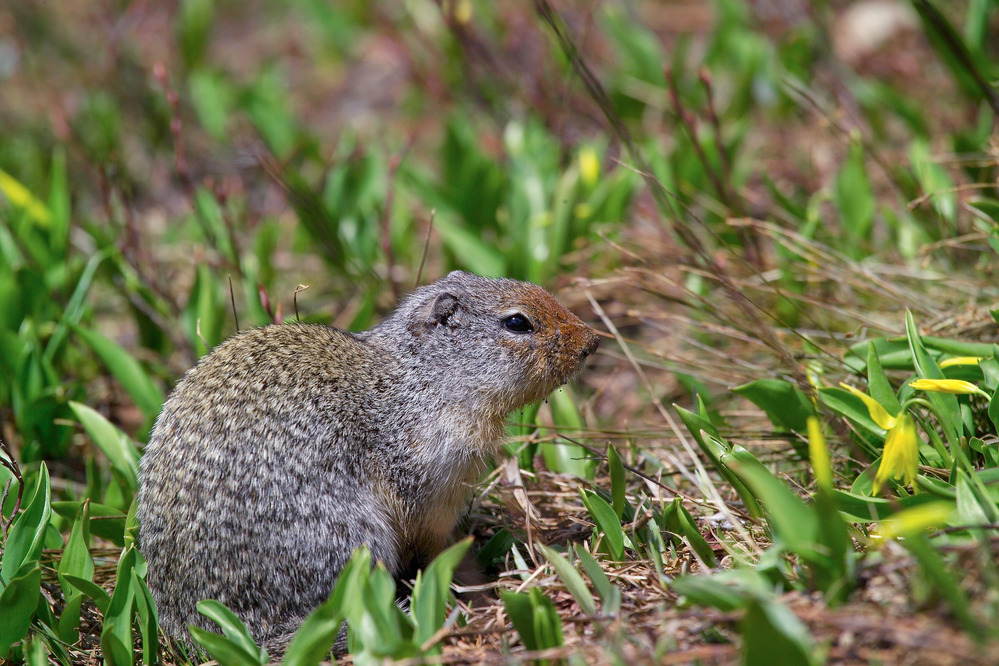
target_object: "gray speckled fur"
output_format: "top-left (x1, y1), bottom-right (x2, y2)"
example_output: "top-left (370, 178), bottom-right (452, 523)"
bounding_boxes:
top-left (136, 271), bottom-right (598, 650)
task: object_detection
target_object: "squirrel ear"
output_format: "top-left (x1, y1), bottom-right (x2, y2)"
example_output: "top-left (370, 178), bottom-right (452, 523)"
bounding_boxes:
top-left (427, 292), bottom-right (459, 327)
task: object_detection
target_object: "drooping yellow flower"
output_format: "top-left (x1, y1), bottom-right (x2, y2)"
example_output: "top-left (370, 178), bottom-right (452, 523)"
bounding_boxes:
top-left (872, 413), bottom-right (919, 494)
top-left (909, 378), bottom-right (988, 396)
top-left (807, 416), bottom-right (832, 492)
top-left (839, 383), bottom-right (897, 429)
top-left (938, 356), bottom-right (984, 368)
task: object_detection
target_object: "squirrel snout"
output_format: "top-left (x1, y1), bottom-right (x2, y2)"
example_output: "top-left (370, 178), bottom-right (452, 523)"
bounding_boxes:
top-left (580, 330), bottom-right (599, 359)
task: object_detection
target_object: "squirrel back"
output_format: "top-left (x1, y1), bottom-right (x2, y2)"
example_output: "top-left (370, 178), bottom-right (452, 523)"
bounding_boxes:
top-left (136, 271), bottom-right (599, 649)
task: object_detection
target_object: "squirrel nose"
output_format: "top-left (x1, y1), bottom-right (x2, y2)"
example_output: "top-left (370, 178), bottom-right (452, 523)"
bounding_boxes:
top-left (580, 331), bottom-right (599, 359)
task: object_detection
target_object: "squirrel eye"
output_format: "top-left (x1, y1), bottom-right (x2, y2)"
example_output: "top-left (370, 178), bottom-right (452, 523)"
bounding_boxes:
top-left (503, 313), bottom-right (534, 333)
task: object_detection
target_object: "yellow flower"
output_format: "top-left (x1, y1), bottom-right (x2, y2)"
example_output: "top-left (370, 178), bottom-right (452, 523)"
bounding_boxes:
top-left (938, 356), bottom-right (983, 368)
top-left (807, 416), bottom-right (832, 492)
top-left (839, 383), bottom-right (897, 429)
top-left (872, 414), bottom-right (919, 494)
top-left (909, 378), bottom-right (987, 396)
top-left (578, 147), bottom-right (601, 187)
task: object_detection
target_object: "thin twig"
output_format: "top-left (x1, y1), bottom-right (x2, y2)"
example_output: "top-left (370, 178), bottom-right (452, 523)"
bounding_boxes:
top-left (228, 274), bottom-right (240, 332)
top-left (0, 437), bottom-right (24, 541)
top-left (415, 208), bottom-right (436, 288)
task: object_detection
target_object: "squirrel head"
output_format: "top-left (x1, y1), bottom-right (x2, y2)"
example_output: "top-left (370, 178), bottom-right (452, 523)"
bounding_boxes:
top-left (371, 271), bottom-right (599, 416)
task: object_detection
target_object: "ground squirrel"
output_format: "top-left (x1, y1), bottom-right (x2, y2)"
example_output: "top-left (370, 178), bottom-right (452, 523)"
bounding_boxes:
top-left (136, 271), bottom-right (599, 649)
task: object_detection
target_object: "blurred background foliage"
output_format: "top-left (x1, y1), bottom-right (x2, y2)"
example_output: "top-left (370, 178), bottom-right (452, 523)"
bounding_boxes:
top-left (1, 0), bottom-right (999, 663)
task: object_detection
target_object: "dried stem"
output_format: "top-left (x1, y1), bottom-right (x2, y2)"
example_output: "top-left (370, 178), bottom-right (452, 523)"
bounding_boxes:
top-left (0, 437), bottom-right (24, 542)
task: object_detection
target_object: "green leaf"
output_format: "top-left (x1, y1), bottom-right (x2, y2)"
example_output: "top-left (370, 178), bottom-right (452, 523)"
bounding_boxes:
top-left (866, 344), bottom-right (902, 415)
top-left (69, 402), bottom-right (140, 490)
top-left (0, 563), bottom-right (42, 658)
top-left (816, 387), bottom-right (886, 439)
top-left (52, 501), bottom-right (127, 547)
top-left (722, 446), bottom-right (818, 550)
top-left (189, 627), bottom-right (267, 666)
top-left (832, 489), bottom-right (941, 523)
top-left (101, 548), bottom-right (138, 666)
top-left (500, 588), bottom-right (563, 654)
top-left (281, 595), bottom-right (344, 666)
top-left (131, 567), bottom-right (159, 666)
top-left (542, 388), bottom-right (594, 480)
top-left (73, 326), bottom-right (164, 420)
top-left (573, 545), bottom-right (621, 614)
top-left (57, 500), bottom-right (94, 603)
top-left (411, 538), bottom-right (473, 649)
top-left (674, 404), bottom-right (762, 517)
top-left (662, 498), bottom-right (718, 567)
top-left (741, 596), bottom-right (817, 666)
top-left (675, 577), bottom-right (746, 613)
top-left (62, 574), bottom-right (111, 615)
top-left (43, 248), bottom-right (110, 365)
top-left (906, 310), bottom-right (961, 442)
top-left (607, 446), bottom-right (627, 520)
top-left (1, 464), bottom-right (51, 585)
top-left (833, 139), bottom-right (875, 249)
top-left (580, 489), bottom-right (625, 560)
top-left (433, 215), bottom-right (505, 277)
top-left (989, 384), bottom-right (999, 434)
top-left (196, 599), bottom-right (267, 663)
top-left (538, 545), bottom-right (597, 616)
top-left (733, 379), bottom-right (815, 432)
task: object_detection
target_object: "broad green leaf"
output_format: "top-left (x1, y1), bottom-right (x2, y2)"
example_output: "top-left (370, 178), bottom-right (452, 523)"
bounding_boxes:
top-left (741, 596), bottom-right (817, 666)
top-left (816, 387), bottom-right (886, 439)
top-left (189, 627), bottom-right (267, 666)
top-left (43, 248), bottom-right (110, 364)
top-left (101, 548), bottom-right (138, 666)
top-left (73, 326), bottom-right (164, 420)
top-left (733, 379), bottom-right (815, 432)
top-left (662, 498), bottom-right (718, 567)
top-left (196, 600), bottom-right (266, 661)
top-left (69, 402), bottom-right (140, 490)
top-left (62, 574), bottom-right (111, 614)
top-left (580, 489), bottom-right (625, 560)
top-left (57, 500), bottom-right (94, 602)
top-left (282, 593), bottom-right (344, 666)
top-left (866, 344), bottom-right (902, 415)
top-left (0, 563), bottom-right (42, 658)
top-left (52, 501), bottom-right (127, 546)
top-left (675, 403), bottom-right (761, 517)
top-left (538, 544), bottom-right (597, 616)
top-left (722, 446), bottom-right (817, 550)
top-left (906, 310), bottom-right (962, 443)
top-left (411, 537), bottom-right (473, 649)
top-left (433, 215), bottom-right (505, 277)
top-left (1, 464), bottom-right (51, 585)
top-left (500, 588), bottom-right (563, 654)
top-left (573, 545), bottom-right (621, 614)
top-left (132, 568), bottom-right (159, 666)
top-left (542, 388), bottom-right (593, 480)
top-left (832, 489), bottom-right (941, 523)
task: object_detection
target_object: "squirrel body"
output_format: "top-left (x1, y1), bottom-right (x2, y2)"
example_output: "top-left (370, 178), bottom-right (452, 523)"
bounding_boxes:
top-left (136, 271), bottom-right (598, 648)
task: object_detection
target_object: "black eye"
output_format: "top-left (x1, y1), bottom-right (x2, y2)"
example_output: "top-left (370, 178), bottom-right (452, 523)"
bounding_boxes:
top-left (503, 313), bottom-right (534, 333)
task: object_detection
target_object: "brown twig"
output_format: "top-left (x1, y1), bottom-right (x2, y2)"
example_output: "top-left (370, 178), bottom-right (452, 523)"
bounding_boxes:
top-left (415, 208), bottom-right (436, 288)
top-left (228, 275), bottom-right (240, 332)
top-left (293, 284), bottom-right (310, 323)
top-left (0, 437), bottom-right (24, 541)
